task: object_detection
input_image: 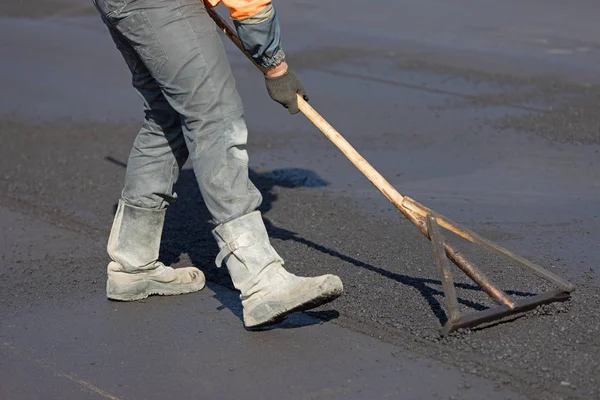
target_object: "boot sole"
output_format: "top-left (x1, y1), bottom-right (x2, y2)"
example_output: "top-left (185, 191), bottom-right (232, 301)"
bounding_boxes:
top-left (245, 278), bottom-right (343, 329)
top-left (106, 278), bottom-right (206, 301)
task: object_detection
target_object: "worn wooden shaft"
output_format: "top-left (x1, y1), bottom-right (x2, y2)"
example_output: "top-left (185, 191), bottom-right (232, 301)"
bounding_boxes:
top-left (206, 7), bottom-right (567, 308)
top-left (296, 100), bottom-right (407, 208)
top-left (427, 214), bottom-right (461, 322)
top-left (207, 5), bottom-right (407, 210)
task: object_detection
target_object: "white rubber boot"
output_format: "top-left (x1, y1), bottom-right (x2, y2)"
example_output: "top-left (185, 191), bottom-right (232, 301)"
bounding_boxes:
top-left (212, 211), bottom-right (343, 328)
top-left (106, 200), bottom-right (205, 301)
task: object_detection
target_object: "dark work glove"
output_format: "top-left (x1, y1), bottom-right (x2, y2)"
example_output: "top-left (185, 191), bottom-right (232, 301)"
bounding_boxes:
top-left (264, 69), bottom-right (309, 115)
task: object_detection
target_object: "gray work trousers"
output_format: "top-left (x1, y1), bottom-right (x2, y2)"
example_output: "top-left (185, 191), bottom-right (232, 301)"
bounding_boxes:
top-left (93, 0), bottom-right (262, 225)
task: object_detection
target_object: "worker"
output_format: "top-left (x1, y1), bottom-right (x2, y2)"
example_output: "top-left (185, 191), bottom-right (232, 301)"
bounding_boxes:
top-left (92, 0), bottom-right (344, 329)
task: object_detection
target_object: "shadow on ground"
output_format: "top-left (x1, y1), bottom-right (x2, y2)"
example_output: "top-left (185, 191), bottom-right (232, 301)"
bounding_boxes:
top-left (156, 167), bottom-right (344, 328)
top-left (105, 156), bottom-right (533, 327)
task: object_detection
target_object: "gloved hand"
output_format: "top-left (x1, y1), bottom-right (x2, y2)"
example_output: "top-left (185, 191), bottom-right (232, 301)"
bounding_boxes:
top-left (264, 67), bottom-right (309, 115)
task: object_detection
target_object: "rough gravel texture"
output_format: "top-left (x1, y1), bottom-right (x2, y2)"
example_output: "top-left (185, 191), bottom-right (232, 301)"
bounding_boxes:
top-left (2, 1), bottom-right (600, 399)
top-left (1, 120), bottom-right (598, 399)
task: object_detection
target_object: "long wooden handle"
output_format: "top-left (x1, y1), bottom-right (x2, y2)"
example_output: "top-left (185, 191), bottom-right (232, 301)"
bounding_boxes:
top-left (206, 5), bottom-right (407, 213)
top-left (206, 6), bottom-right (528, 308)
top-left (296, 99), bottom-right (406, 207)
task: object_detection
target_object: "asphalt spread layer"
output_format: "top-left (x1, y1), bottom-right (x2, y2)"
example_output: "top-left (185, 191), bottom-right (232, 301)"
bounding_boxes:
top-left (3, 2), bottom-right (600, 399)
top-left (0, 121), bottom-right (598, 399)
top-left (256, 188), bottom-right (600, 400)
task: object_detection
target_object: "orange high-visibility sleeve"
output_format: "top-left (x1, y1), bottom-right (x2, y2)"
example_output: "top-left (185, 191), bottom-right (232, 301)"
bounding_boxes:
top-left (206, 0), bottom-right (272, 20)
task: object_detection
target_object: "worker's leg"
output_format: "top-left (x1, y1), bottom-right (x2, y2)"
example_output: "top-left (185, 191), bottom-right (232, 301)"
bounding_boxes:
top-left (96, 12), bottom-right (205, 301)
top-left (96, 0), bottom-right (342, 325)
top-left (96, 0), bottom-right (262, 222)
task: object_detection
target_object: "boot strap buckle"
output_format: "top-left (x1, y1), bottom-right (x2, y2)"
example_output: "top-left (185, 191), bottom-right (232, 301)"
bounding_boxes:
top-left (215, 232), bottom-right (254, 267)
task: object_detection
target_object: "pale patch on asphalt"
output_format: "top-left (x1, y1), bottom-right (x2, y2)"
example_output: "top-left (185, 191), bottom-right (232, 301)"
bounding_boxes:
top-left (1, 342), bottom-right (122, 400)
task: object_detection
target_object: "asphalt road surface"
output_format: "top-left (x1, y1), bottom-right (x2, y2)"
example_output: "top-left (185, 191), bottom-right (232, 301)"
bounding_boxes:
top-left (1, 1), bottom-right (599, 399)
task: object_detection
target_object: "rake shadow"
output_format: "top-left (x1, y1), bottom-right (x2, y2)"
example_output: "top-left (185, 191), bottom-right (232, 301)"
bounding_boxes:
top-left (105, 156), bottom-right (535, 326)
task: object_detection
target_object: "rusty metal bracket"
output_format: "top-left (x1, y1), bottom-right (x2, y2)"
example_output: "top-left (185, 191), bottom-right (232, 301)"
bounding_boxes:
top-left (424, 212), bottom-right (574, 336)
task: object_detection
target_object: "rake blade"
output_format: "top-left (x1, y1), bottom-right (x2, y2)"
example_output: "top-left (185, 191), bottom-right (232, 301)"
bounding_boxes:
top-left (422, 211), bottom-right (575, 336)
top-left (440, 289), bottom-right (571, 336)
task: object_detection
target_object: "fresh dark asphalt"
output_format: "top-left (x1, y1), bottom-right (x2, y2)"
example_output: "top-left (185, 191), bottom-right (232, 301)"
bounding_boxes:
top-left (1, 1), bottom-right (599, 399)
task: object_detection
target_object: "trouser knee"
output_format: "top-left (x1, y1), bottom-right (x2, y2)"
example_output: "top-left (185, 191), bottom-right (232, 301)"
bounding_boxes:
top-left (186, 114), bottom-right (262, 224)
